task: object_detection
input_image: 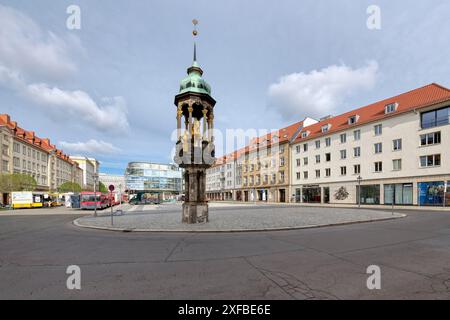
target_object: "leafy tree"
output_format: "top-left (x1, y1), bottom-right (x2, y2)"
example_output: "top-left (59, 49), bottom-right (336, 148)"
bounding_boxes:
top-left (98, 182), bottom-right (108, 193)
top-left (58, 182), bottom-right (82, 193)
top-left (0, 173), bottom-right (37, 192)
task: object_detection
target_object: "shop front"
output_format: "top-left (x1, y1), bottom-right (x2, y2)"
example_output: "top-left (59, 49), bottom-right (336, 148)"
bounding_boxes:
top-left (257, 189), bottom-right (268, 201)
top-left (418, 181), bottom-right (447, 206)
top-left (358, 184), bottom-right (380, 204)
top-left (302, 185), bottom-right (321, 203)
top-left (384, 183), bottom-right (413, 205)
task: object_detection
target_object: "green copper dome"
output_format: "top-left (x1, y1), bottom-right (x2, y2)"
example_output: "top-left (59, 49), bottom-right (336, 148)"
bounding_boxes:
top-left (178, 44), bottom-right (212, 96)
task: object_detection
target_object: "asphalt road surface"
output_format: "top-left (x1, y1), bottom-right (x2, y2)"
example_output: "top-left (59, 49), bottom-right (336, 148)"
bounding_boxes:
top-left (0, 208), bottom-right (449, 299)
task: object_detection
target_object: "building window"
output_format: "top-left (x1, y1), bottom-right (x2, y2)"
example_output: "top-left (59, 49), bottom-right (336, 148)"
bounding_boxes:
top-left (354, 147), bottom-right (361, 157)
top-left (296, 172), bottom-right (301, 180)
top-left (393, 159), bottom-right (402, 171)
top-left (374, 124), bottom-right (382, 136)
top-left (303, 171), bottom-right (308, 179)
top-left (340, 149), bottom-right (347, 159)
top-left (340, 166), bottom-right (347, 176)
top-left (303, 143), bottom-right (308, 152)
top-left (301, 131), bottom-right (308, 138)
top-left (296, 145), bottom-right (301, 153)
top-left (325, 168), bottom-right (331, 177)
top-left (393, 139), bottom-right (402, 151)
top-left (315, 170), bottom-right (320, 178)
top-left (321, 125), bottom-right (329, 133)
top-left (315, 140), bottom-right (320, 149)
top-left (384, 183), bottom-right (413, 205)
top-left (358, 185), bottom-right (380, 204)
top-left (303, 157), bottom-right (308, 165)
top-left (325, 137), bottom-right (331, 147)
top-left (325, 153), bottom-right (331, 162)
top-left (340, 133), bottom-right (346, 143)
top-left (2, 160), bottom-right (9, 172)
top-left (13, 142), bottom-right (20, 153)
top-left (418, 181), bottom-right (447, 206)
top-left (374, 161), bottom-right (383, 172)
top-left (348, 115), bottom-right (357, 125)
top-left (296, 159), bottom-right (301, 167)
top-left (420, 132), bottom-right (441, 146)
top-left (421, 106), bottom-right (450, 129)
top-left (280, 157), bottom-right (285, 167)
top-left (374, 143), bottom-right (382, 154)
top-left (385, 103), bottom-right (398, 114)
top-left (315, 155), bottom-right (320, 163)
top-left (354, 164), bottom-right (361, 174)
top-left (420, 154), bottom-right (441, 167)
top-left (2, 146), bottom-right (8, 156)
top-left (354, 129), bottom-right (361, 141)
top-left (13, 157), bottom-right (20, 168)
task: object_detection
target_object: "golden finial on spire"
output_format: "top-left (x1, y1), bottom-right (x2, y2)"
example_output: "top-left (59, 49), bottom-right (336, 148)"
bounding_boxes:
top-left (192, 19), bottom-right (198, 36)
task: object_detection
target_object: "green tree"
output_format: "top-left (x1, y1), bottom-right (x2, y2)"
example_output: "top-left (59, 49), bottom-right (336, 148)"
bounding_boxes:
top-left (58, 182), bottom-right (82, 193)
top-left (0, 173), bottom-right (37, 192)
top-left (98, 182), bottom-right (108, 193)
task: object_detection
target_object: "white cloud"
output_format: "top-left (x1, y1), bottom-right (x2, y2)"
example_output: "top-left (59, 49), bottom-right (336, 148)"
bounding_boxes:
top-left (0, 5), bottom-right (129, 134)
top-left (268, 61), bottom-right (379, 120)
top-left (59, 139), bottom-right (121, 155)
top-left (25, 83), bottom-right (129, 133)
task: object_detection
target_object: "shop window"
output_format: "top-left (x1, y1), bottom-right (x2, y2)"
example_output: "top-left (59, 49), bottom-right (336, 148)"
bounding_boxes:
top-left (358, 184), bottom-right (380, 204)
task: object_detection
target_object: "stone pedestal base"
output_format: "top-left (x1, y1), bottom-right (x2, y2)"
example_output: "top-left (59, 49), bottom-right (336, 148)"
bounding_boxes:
top-left (182, 202), bottom-right (209, 224)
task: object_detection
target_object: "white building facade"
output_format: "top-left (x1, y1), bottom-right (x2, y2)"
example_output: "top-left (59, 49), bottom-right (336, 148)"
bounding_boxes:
top-left (290, 84), bottom-right (450, 207)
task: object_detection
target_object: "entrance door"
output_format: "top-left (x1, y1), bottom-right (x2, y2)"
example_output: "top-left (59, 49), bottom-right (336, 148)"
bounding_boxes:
top-left (323, 187), bottom-right (330, 203)
top-left (244, 191), bottom-right (248, 202)
top-left (279, 189), bottom-right (286, 203)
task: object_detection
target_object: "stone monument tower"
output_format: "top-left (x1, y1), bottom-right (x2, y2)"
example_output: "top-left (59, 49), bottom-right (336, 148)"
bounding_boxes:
top-left (173, 20), bottom-right (216, 224)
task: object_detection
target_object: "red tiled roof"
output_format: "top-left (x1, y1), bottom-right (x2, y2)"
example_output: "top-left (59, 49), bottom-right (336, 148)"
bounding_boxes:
top-left (0, 114), bottom-right (78, 166)
top-left (293, 83), bottom-right (450, 144)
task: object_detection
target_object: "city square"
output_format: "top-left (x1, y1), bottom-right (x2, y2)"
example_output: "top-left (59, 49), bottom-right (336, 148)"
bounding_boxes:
top-left (0, 204), bottom-right (449, 299)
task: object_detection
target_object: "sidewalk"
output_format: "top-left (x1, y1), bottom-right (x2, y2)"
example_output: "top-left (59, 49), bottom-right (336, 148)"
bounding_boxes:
top-left (208, 200), bottom-right (450, 211)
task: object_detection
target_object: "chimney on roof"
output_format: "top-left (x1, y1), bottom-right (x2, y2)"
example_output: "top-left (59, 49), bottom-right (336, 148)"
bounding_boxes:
top-left (0, 114), bottom-right (10, 124)
top-left (43, 138), bottom-right (50, 145)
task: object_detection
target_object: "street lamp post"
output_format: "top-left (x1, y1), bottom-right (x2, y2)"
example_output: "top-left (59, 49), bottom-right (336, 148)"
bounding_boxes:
top-left (357, 175), bottom-right (362, 208)
top-left (93, 173), bottom-right (99, 217)
top-left (119, 184), bottom-right (122, 208)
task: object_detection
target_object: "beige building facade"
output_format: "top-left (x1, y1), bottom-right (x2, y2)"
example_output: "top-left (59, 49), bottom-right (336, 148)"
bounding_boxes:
top-left (290, 84), bottom-right (450, 206)
top-left (0, 114), bottom-right (87, 194)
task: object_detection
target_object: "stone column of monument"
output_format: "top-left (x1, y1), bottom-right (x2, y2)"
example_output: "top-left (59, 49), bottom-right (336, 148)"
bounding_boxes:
top-left (173, 20), bottom-right (216, 224)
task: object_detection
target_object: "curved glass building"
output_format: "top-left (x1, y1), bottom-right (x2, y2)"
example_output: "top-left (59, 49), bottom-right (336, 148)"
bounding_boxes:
top-left (125, 162), bottom-right (182, 202)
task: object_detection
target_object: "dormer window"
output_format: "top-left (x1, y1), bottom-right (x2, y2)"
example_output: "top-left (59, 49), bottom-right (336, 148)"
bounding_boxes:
top-left (301, 131), bottom-right (309, 138)
top-left (321, 124), bottom-right (331, 133)
top-left (348, 115), bottom-right (358, 125)
top-left (385, 102), bottom-right (398, 114)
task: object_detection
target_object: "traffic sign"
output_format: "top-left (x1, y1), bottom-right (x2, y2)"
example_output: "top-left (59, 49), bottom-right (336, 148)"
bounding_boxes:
top-left (108, 184), bottom-right (115, 192)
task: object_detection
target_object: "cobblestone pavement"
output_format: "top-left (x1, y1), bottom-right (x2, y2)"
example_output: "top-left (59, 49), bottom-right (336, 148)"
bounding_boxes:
top-left (75, 203), bottom-right (405, 232)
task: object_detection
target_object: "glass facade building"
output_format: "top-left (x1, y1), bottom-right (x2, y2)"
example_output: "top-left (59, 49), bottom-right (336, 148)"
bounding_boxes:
top-left (125, 162), bottom-right (182, 201)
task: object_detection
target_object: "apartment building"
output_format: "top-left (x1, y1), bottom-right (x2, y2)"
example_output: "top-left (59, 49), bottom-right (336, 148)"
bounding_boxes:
top-left (206, 157), bottom-right (225, 200)
top-left (70, 156), bottom-right (99, 190)
top-left (290, 83), bottom-right (450, 206)
top-left (205, 83), bottom-right (450, 206)
top-left (0, 114), bottom-right (82, 192)
top-left (238, 118), bottom-right (318, 203)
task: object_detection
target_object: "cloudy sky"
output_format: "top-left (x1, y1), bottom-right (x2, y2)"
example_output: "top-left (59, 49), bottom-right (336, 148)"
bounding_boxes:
top-left (0, 0), bottom-right (449, 174)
